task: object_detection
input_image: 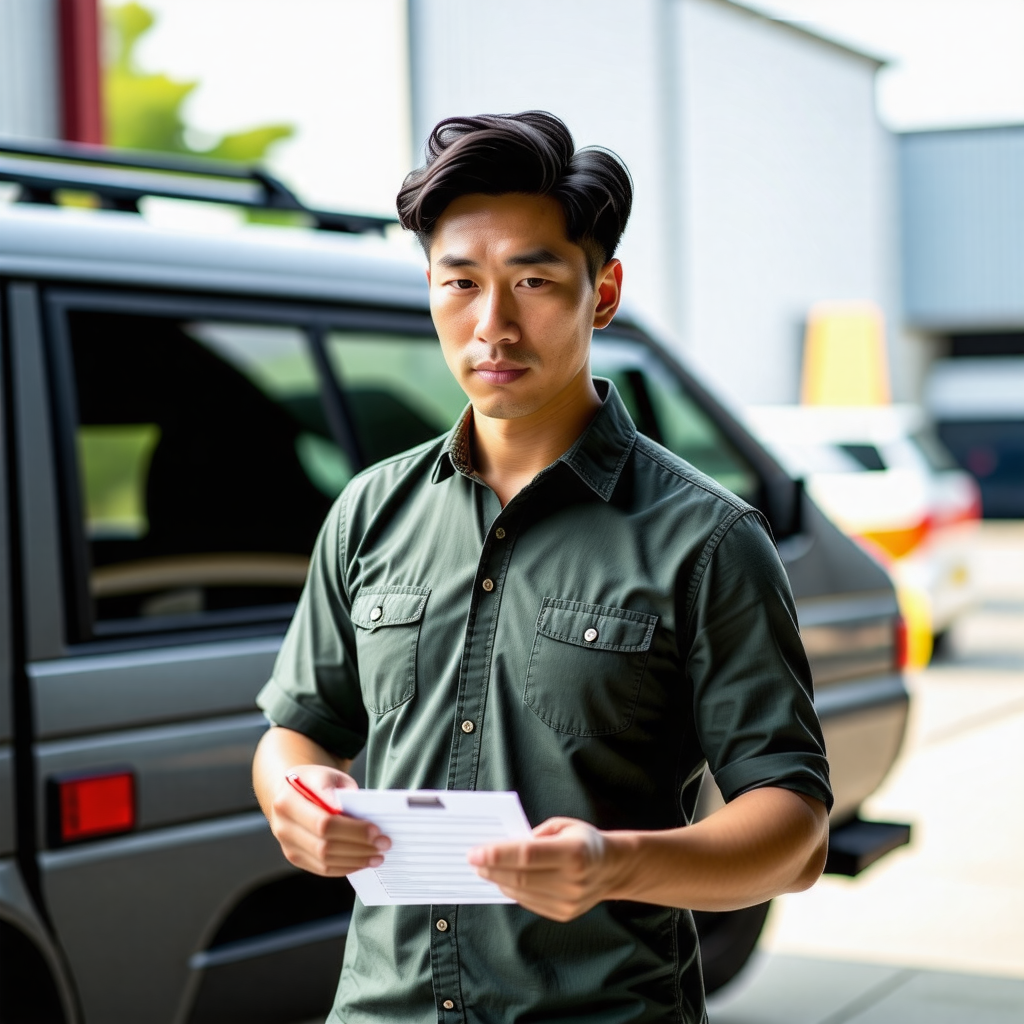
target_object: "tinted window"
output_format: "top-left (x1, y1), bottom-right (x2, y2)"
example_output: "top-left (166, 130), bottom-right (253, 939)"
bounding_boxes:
top-left (593, 337), bottom-right (760, 501)
top-left (325, 331), bottom-right (467, 464)
top-left (322, 329), bottom-right (761, 501)
top-left (66, 311), bottom-right (349, 634)
top-left (837, 443), bottom-right (886, 471)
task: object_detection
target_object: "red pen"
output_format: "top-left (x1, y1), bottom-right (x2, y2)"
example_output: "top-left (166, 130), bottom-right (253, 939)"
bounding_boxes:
top-left (286, 773), bottom-right (343, 815)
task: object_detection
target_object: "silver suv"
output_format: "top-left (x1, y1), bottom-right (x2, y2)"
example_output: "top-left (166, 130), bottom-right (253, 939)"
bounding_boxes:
top-left (0, 141), bottom-right (910, 1023)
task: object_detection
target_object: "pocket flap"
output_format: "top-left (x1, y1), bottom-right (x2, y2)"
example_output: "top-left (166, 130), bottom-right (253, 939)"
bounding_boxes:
top-left (536, 598), bottom-right (657, 652)
top-left (351, 586), bottom-right (430, 630)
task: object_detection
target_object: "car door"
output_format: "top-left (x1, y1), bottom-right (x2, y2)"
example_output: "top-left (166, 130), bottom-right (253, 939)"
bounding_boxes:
top-left (16, 287), bottom-right (361, 1024)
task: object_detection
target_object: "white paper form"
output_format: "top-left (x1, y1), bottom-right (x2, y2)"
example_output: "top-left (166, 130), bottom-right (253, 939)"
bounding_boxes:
top-left (338, 790), bottom-right (532, 906)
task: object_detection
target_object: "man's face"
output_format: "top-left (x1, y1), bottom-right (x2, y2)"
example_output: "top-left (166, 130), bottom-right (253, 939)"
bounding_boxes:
top-left (427, 192), bottom-right (621, 420)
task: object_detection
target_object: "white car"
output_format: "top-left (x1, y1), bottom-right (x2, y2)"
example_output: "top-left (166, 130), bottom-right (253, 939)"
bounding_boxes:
top-left (745, 404), bottom-right (981, 648)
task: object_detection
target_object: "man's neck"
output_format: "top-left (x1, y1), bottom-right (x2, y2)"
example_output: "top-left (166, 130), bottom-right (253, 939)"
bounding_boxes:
top-left (470, 372), bottom-right (603, 507)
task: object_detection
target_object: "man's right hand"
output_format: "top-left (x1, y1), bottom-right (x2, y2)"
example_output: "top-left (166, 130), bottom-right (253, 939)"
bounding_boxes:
top-left (254, 728), bottom-right (391, 877)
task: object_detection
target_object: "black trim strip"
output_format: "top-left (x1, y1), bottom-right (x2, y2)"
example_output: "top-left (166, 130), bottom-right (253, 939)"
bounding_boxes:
top-left (188, 913), bottom-right (350, 970)
top-left (2, 284), bottom-right (50, 925)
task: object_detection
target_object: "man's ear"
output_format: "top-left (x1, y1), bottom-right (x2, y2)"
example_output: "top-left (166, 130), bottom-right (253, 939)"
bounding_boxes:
top-left (425, 267), bottom-right (431, 285)
top-left (593, 259), bottom-right (623, 329)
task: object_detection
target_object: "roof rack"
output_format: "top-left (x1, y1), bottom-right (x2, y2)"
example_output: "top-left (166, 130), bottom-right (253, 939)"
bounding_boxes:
top-left (0, 137), bottom-right (396, 236)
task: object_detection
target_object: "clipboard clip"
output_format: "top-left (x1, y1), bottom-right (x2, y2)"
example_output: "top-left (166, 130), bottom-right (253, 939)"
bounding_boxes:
top-left (407, 795), bottom-right (445, 808)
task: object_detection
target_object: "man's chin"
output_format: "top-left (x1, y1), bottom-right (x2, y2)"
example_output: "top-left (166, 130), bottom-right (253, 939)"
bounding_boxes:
top-left (470, 394), bottom-right (537, 421)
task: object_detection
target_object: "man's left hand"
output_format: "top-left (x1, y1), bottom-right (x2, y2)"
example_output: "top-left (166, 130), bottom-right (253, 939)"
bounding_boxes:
top-left (468, 817), bottom-right (623, 922)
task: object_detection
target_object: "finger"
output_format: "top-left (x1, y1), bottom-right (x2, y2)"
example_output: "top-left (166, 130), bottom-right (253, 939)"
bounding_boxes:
top-left (325, 814), bottom-right (391, 850)
top-left (473, 866), bottom-right (568, 893)
top-left (274, 817), bottom-right (386, 865)
top-left (276, 823), bottom-right (386, 872)
top-left (276, 789), bottom-right (385, 848)
top-left (482, 880), bottom-right (588, 922)
top-left (468, 837), bottom-right (577, 869)
top-left (285, 846), bottom-right (385, 877)
top-left (531, 817), bottom-right (580, 838)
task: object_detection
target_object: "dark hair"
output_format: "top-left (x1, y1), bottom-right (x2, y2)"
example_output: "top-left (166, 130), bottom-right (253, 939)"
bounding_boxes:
top-left (397, 111), bottom-right (633, 280)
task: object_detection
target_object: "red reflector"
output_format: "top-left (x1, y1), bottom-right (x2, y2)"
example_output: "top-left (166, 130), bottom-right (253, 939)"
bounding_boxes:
top-left (60, 772), bottom-right (135, 842)
top-left (894, 616), bottom-right (909, 671)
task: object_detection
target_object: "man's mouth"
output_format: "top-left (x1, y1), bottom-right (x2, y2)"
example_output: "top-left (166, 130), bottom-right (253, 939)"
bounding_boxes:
top-left (473, 365), bottom-right (529, 385)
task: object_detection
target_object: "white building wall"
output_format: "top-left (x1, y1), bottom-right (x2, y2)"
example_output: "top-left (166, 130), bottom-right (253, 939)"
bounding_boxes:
top-left (0, 0), bottom-right (60, 139)
top-left (406, 0), bottom-right (902, 405)
top-left (406, 0), bottom-right (684, 342)
top-left (678, 0), bottom-right (901, 404)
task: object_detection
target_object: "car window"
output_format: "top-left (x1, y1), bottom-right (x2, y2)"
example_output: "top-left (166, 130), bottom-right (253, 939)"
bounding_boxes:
top-left (592, 337), bottom-right (760, 501)
top-left (322, 329), bottom-right (760, 502)
top-left (837, 443), bottom-right (886, 471)
top-left (66, 311), bottom-right (350, 635)
top-left (758, 440), bottom-right (866, 478)
top-left (324, 331), bottom-right (468, 465)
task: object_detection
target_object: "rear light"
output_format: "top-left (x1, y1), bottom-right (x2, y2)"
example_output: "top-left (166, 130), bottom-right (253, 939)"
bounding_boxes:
top-left (893, 615), bottom-right (909, 671)
top-left (860, 516), bottom-right (932, 560)
top-left (53, 771), bottom-right (135, 844)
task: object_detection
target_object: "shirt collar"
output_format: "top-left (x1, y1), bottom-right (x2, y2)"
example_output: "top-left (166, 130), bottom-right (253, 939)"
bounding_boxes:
top-left (431, 378), bottom-right (637, 502)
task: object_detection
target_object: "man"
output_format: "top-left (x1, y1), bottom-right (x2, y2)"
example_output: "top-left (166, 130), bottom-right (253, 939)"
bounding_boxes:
top-left (253, 111), bottom-right (831, 1023)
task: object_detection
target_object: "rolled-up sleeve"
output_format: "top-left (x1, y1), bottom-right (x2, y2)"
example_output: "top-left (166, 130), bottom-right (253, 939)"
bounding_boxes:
top-left (256, 493), bottom-right (368, 759)
top-left (685, 510), bottom-right (833, 812)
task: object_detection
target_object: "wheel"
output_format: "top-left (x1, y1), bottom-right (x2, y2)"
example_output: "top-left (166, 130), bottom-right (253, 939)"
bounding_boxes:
top-left (693, 901), bottom-right (771, 995)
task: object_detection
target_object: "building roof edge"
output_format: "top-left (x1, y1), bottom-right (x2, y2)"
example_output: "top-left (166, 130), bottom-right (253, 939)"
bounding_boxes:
top-left (706, 0), bottom-right (888, 68)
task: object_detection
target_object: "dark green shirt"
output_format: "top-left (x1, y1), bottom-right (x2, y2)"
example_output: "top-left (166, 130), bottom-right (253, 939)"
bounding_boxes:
top-left (257, 380), bottom-right (831, 1024)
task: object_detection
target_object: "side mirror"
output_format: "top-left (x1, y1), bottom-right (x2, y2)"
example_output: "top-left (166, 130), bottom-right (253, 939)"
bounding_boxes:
top-left (764, 475), bottom-right (804, 541)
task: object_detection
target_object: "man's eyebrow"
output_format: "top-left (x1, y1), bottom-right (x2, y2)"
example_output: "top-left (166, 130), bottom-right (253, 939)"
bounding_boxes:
top-left (435, 255), bottom-right (478, 268)
top-left (505, 248), bottom-right (568, 267)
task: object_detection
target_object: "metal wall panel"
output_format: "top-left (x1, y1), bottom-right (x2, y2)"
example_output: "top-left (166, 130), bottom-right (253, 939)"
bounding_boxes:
top-left (901, 126), bottom-right (1024, 331)
top-left (407, 0), bottom-right (685, 345)
top-left (679, 0), bottom-right (900, 405)
top-left (0, 0), bottom-right (60, 140)
top-left (407, 0), bottom-right (902, 405)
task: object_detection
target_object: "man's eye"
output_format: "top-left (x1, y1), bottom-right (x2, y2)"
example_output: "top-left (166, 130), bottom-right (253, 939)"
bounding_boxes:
top-left (523, 278), bottom-right (547, 289)
top-left (451, 279), bottom-right (475, 290)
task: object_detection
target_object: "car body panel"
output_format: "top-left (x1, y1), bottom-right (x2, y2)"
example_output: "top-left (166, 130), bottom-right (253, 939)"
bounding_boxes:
top-left (40, 813), bottom-right (288, 1024)
top-left (30, 640), bottom-right (280, 739)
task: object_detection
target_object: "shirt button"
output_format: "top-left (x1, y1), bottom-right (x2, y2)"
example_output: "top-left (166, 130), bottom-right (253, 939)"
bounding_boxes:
top-left (584, 627), bottom-right (599, 643)
top-left (481, 578), bottom-right (494, 592)
top-left (369, 606), bottom-right (383, 622)
top-left (436, 918), bottom-right (449, 932)
top-left (442, 999), bottom-right (455, 1010)
top-left (461, 719), bottom-right (475, 734)
top-left (495, 527), bottom-right (506, 539)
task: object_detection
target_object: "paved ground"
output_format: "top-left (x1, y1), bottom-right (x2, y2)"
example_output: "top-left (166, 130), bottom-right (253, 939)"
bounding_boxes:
top-left (709, 521), bottom-right (1024, 1022)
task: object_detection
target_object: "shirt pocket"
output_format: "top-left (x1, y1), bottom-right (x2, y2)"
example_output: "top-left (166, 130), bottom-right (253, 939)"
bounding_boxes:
top-left (524, 598), bottom-right (658, 736)
top-left (351, 585), bottom-right (430, 715)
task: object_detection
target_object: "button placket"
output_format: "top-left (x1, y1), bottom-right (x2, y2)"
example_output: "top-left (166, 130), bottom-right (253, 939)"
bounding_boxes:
top-left (435, 511), bottom-right (518, 1020)
top-left (448, 516), bottom-right (518, 792)
top-left (430, 904), bottom-right (462, 1024)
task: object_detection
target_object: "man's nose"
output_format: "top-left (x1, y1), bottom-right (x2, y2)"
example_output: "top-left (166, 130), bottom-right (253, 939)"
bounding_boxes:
top-left (475, 285), bottom-right (521, 345)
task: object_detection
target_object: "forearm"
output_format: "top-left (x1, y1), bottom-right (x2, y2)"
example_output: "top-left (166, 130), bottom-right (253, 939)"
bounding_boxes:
top-left (252, 726), bottom-right (351, 821)
top-left (605, 787), bottom-right (828, 912)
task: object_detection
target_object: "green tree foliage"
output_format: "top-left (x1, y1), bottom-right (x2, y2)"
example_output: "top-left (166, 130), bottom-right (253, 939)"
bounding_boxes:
top-left (104, 2), bottom-right (294, 163)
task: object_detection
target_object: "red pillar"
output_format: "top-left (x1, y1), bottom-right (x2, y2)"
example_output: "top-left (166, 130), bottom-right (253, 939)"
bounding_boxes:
top-left (59, 0), bottom-right (105, 144)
